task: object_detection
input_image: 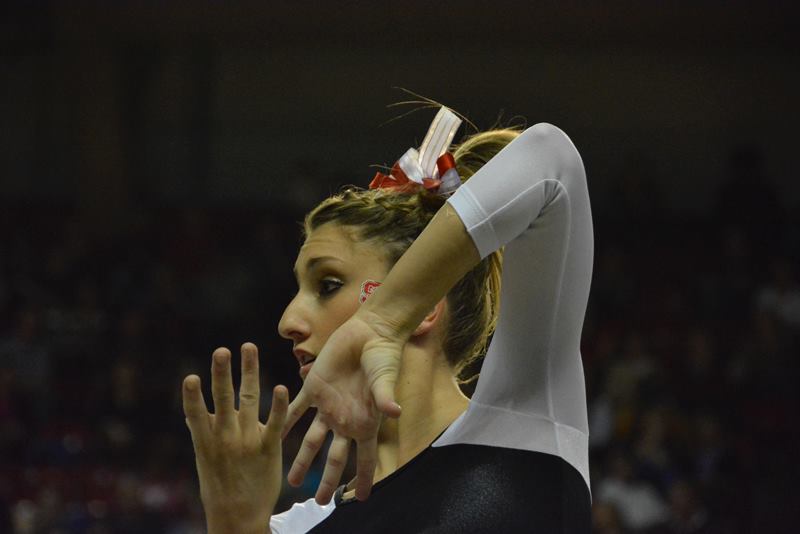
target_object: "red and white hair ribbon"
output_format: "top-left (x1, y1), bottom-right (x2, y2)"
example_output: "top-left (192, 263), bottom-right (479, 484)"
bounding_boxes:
top-left (369, 107), bottom-right (463, 196)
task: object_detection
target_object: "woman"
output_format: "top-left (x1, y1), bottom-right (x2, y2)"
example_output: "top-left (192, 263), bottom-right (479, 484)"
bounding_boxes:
top-left (182, 107), bottom-right (594, 533)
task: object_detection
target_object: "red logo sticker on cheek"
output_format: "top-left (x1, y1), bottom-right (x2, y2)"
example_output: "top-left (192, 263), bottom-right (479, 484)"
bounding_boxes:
top-left (359, 280), bottom-right (382, 304)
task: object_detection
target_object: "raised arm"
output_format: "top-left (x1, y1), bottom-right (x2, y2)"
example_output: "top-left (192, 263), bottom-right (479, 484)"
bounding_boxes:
top-left (364, 122), bottom-right (589, 335)
top-left (435, 122), bottom-right (593, 488)
top-left (283, 122), bottom-right (593, 501)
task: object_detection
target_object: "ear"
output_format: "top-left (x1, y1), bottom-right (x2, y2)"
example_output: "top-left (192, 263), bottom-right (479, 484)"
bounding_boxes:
top-left (411, 298), bottom-right (447, 337)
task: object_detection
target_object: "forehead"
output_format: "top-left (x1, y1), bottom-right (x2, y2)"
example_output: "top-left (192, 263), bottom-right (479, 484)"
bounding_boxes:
top-left (295, 223), bottom-right (386, 271)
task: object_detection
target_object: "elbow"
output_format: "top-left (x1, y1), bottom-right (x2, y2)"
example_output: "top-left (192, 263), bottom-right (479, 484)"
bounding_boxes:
top-left (520, 123), bottom-right (571, 151)
top-left (520, 123), bottom-right (582, 175)
top-left (524, 122), bottom-right (563, 140)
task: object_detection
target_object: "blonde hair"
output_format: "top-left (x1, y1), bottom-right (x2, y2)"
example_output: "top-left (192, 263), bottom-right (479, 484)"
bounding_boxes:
top-left (304, 126), bottom-right (521, 382)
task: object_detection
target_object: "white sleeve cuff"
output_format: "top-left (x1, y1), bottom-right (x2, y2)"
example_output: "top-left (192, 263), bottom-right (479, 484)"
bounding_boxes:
top-left (447, 186), bottom-right (500, 260)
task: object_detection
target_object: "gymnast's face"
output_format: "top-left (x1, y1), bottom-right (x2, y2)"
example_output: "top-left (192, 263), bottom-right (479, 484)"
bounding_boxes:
top-left (278, 222), bottom-right (389, 380)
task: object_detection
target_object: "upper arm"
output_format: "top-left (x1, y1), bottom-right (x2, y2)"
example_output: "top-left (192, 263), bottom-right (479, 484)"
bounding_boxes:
top-left (447, 122), bottom-right (593, 425)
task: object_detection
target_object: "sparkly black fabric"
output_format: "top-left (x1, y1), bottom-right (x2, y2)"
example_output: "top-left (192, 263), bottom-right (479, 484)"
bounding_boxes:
top-left (309, 444), bottom-right (590, 533)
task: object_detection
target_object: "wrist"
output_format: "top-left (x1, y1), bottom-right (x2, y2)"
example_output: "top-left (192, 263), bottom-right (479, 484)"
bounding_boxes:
top-left (357, 302), bottom-right (416, 341)
top-left (202, 495), bottom-right (273, 534)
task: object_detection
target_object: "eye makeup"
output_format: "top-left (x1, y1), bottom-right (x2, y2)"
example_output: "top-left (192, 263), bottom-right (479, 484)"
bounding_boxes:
top-left (318, 277), bottom-right (344, 297)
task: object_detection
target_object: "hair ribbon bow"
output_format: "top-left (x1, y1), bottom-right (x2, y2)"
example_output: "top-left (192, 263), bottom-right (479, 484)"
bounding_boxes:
top-left (370, 107), bottom-right (463, 196)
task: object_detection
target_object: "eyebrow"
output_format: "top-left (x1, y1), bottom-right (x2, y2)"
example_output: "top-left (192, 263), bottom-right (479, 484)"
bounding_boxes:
top-left (292, 256), bottom-right (344, 279)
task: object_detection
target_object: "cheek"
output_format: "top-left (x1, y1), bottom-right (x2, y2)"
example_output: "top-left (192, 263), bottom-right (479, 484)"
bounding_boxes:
top-left (337, 286), bottom-right (362, 322)
top-left (320, 288), bottom-right (361, 336)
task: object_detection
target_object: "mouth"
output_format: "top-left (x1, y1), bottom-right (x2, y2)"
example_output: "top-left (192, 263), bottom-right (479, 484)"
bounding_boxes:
top-left (299, 353), bottom-right (316, 366)
top-left (294, 349), bottom-right (317, 378)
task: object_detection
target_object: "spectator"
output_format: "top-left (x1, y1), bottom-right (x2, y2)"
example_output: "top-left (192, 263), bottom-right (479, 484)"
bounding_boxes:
top-left (596, 451), bottom-right (669, 532)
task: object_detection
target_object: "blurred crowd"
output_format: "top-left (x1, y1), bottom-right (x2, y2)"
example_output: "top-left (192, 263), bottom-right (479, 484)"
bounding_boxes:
top-left (1, 146), bottom-right (798, 533)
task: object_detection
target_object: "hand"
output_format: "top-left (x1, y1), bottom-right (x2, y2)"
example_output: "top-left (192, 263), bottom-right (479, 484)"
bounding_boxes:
top-left (183, 343), bottom-right (287, 534)
top-left (283, 312), bottom-right (406, 504)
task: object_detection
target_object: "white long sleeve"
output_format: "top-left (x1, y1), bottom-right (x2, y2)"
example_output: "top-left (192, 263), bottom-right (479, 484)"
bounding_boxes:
top-left (434, 123), bottom-right (594, 491)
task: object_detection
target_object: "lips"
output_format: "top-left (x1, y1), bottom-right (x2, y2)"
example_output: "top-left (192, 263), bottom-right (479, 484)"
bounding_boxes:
top-left (293, 348), bottom-right (316, 378)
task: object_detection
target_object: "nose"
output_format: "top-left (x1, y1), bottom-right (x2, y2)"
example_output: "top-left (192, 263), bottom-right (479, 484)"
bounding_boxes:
top-left (278, 294), bottom-right (310, 342)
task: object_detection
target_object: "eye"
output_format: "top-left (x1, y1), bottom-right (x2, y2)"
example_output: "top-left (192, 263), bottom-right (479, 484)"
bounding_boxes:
top-left (319, 278), bottom-right (343, 297)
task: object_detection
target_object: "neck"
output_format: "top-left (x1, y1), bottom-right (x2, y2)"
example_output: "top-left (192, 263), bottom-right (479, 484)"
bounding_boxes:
top-left (372, 342), bottom-right (469, 482)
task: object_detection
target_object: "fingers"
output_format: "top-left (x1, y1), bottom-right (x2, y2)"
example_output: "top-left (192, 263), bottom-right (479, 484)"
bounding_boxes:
top-left (238, 342), bottom-right (261, 431)
top-left (182, 374), bottom-right (211, 445)
top-left (283, 388), bottom-right (312, 439)
top-left (315, 434), bottom-right (350, 505)
top-left (262, 385), bottom-right (288, 451)
top-left (288, 416), bottom-right (328, 487)
top-left (354, 435), bottom-right (378, 501)
top-left (211, 347), bottom-right (236, 429)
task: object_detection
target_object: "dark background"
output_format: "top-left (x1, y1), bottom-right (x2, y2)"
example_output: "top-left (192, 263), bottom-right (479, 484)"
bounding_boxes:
top-left (1, 2), bottom-right (798, 532)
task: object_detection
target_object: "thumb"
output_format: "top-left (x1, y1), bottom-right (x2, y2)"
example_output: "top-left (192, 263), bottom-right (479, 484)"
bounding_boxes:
top-left (374, 386), bottom-right (402, 418)
top-left (367, 364), bottom-right (402, 418)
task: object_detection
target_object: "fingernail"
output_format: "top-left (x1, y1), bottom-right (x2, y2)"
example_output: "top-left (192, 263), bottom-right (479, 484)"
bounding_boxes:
top-left (214, 351), bottom-right (228, 365)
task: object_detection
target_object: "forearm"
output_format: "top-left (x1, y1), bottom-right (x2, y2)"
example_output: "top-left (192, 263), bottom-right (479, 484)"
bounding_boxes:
top-left (197, 449), bottom-right (281, 533)
top-left (360, 202), bottom-right (480, 337)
